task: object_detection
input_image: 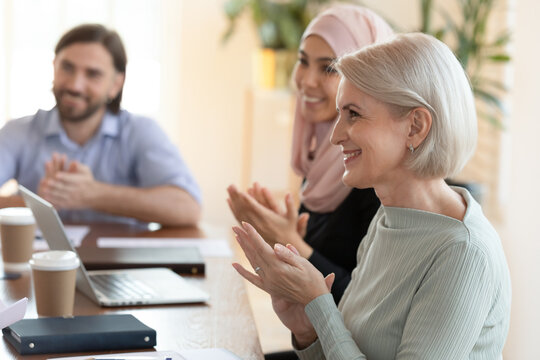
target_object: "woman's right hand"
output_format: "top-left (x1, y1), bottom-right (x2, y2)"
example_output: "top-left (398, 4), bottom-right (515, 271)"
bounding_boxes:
top-left (247, 182), bottom-right (310, 238)
top-left (227, 183), bottom-right (312, 257)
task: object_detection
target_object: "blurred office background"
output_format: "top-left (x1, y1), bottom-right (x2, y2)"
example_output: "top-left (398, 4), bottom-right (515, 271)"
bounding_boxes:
top-left (0, 0), bottom-right (538, 358)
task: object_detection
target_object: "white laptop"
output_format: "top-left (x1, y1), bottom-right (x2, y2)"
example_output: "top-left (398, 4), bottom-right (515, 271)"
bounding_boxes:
top-left (19, 185), bottom-right (210, 307)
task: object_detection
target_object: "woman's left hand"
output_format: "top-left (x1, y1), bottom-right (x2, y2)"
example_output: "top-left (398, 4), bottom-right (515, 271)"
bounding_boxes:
top-left (232, 221), bottom-right (331, 305)
top-left (232, 222), bottom-right (333, 346)
top-left (270, 263), bottom-right (335, 347)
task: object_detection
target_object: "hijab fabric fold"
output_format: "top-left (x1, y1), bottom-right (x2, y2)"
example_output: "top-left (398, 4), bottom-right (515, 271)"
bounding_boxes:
top-left (291, 5), bottom-right (393, 213)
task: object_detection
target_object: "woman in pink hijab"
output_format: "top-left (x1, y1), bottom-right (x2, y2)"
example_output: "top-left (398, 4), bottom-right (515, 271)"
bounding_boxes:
top-left (227, 4), bottom-right (393, 304)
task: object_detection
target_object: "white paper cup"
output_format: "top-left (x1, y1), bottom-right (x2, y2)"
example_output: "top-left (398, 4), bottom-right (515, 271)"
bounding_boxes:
top-left (0, 207), bottom-right (36, 272)
top-left (29, 251), bottom-right (80, 317)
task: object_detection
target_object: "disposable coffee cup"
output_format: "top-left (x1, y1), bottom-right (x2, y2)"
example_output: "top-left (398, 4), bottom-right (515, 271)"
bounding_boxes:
top-left (0, 207), bottom-right (36, 272)
top-left (29, 251), bottom-right (80, 317)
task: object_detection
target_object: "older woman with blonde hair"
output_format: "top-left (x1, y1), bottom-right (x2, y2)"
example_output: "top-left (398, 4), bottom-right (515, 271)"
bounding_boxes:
top-left (233, 32), bottom-right (511, 359)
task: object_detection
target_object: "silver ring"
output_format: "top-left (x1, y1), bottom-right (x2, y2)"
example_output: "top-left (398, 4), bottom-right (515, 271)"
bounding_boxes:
top-left (254, 266), bottom-right (261, 273)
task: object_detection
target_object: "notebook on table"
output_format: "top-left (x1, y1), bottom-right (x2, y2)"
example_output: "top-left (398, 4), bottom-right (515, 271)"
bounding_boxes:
top-left (19, 185), bottom-right (210, 307)
top-left (3, 314), bottom-right (156, 355)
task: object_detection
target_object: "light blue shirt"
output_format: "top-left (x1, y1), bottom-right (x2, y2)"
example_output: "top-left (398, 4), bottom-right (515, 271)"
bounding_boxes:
top-left (0, 108), bottom-right (201, 224)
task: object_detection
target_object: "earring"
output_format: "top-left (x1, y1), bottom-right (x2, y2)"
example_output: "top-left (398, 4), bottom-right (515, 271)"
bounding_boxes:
top-left (409, 144), bottom-right (414, 154)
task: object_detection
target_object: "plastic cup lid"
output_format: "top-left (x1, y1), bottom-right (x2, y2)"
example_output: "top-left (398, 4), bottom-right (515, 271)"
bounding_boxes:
top-left (29, 251), bottom-right (80, 271)
top-left (0, 207), bottom-right (35, 225)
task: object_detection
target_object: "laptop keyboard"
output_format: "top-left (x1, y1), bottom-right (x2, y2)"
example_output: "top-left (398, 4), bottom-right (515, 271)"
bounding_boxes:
top-left (90, 273), bottom-right (158, 300)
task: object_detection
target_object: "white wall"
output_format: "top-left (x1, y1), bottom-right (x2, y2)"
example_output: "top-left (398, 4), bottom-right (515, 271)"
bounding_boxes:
top-left (0, 0), bottom-right (165, 122)
top-left (174, 1), bottom-right (257, 226)
top-left (361, 0), bottom-right (418, 30)
top-left (501, 0), bottom-right (540, 358)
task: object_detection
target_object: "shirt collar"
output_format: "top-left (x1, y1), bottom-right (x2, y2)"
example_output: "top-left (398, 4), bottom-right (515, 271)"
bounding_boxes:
top-left (100, 111), bottom-right (120, 137)
top-left (44, 107), bottom-right (120, 139)
top-left (380, 186), bottom-right (476, 230)
top-left (44, 108), bottom-right (64, 137)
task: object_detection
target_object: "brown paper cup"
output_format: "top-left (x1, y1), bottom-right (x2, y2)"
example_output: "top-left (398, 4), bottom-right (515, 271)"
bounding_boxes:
top-left (0, 207), bottom-right (36, 272)
top-left (32, 267), bottom-right (77, 317)
top-left (29, 251), bottom-right (80, 317)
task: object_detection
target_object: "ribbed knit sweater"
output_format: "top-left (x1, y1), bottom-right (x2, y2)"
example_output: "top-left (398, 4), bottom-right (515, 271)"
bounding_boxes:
top-left (296, 187), bottom-right (511, 360)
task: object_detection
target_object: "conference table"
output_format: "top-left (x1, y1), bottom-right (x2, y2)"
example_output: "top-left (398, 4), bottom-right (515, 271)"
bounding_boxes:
top-left (0, 223), bottom-right (264, 360)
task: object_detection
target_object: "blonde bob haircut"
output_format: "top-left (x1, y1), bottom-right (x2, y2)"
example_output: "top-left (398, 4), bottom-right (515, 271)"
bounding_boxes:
top-left (335, 32), bottom-right (477, 178)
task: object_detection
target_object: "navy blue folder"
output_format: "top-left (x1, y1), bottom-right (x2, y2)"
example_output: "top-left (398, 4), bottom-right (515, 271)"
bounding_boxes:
top-left (2, 314), bottom-right (156, 355)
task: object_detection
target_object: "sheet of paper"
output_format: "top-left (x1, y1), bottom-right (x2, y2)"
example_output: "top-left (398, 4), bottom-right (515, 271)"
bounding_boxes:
top-left (34, 225), bottom-right (90, 250)
top-left (48, 349), bottom-right (242, 360)
top-left (48, 350), bottom-right (185, 360)
top-left (97, 237), bottom-right (233, 257)
top-left (0, 297), bottom-right (27, 329)
top-left (180, 348), bottom-right (242, 360)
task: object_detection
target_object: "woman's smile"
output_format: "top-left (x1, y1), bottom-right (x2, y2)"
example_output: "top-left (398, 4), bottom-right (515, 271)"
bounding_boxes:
top-left (343, 149), bottom-right (362, 165)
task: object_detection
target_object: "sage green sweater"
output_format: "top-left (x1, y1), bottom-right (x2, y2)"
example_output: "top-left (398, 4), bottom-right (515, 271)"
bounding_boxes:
top-left (296, 188), bottom-right (511, 360)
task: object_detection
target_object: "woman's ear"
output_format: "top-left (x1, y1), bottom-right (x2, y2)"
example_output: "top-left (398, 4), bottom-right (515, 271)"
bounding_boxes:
top-left (407, 107), bottom-right (432, 148)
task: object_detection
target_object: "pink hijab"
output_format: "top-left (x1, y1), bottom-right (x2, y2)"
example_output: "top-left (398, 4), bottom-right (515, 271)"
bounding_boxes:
top-left (291, 5), bottom-right (393, 213)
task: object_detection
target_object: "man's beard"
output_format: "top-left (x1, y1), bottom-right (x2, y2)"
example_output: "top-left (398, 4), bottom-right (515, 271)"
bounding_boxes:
top-left (53, 89), bottom-right (107, 123)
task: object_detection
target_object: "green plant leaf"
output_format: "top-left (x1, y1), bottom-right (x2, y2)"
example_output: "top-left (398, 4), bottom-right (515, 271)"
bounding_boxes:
top-left (421, 0), bottom-right (435, 33)
top-left (476, 109), bottom-right (505, 129)
top-left (221, 23), bottom-right (236, 44)
top-left (474, 87), bottom-right (507, 113)
top-left (493, 30), bottom-right (512, 46)
top-left (251, 0), bottom-right (265, 25)
top-left (223, 0), bottom-right (249, 18)
top-left (278, 14), bottom-right (304, 49)
top-left (423, 0), bottom-right (512, 130)
top-left (433, 28), bottom-right (446, 40)
top-left (221, 0), bottom-right (336, 49)
top-left (487, 54), bottom-right (511, 62)
top-left (474, 77), bottom-right (509, 92)
top-left (259, 21), bottom-right (279, 48)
